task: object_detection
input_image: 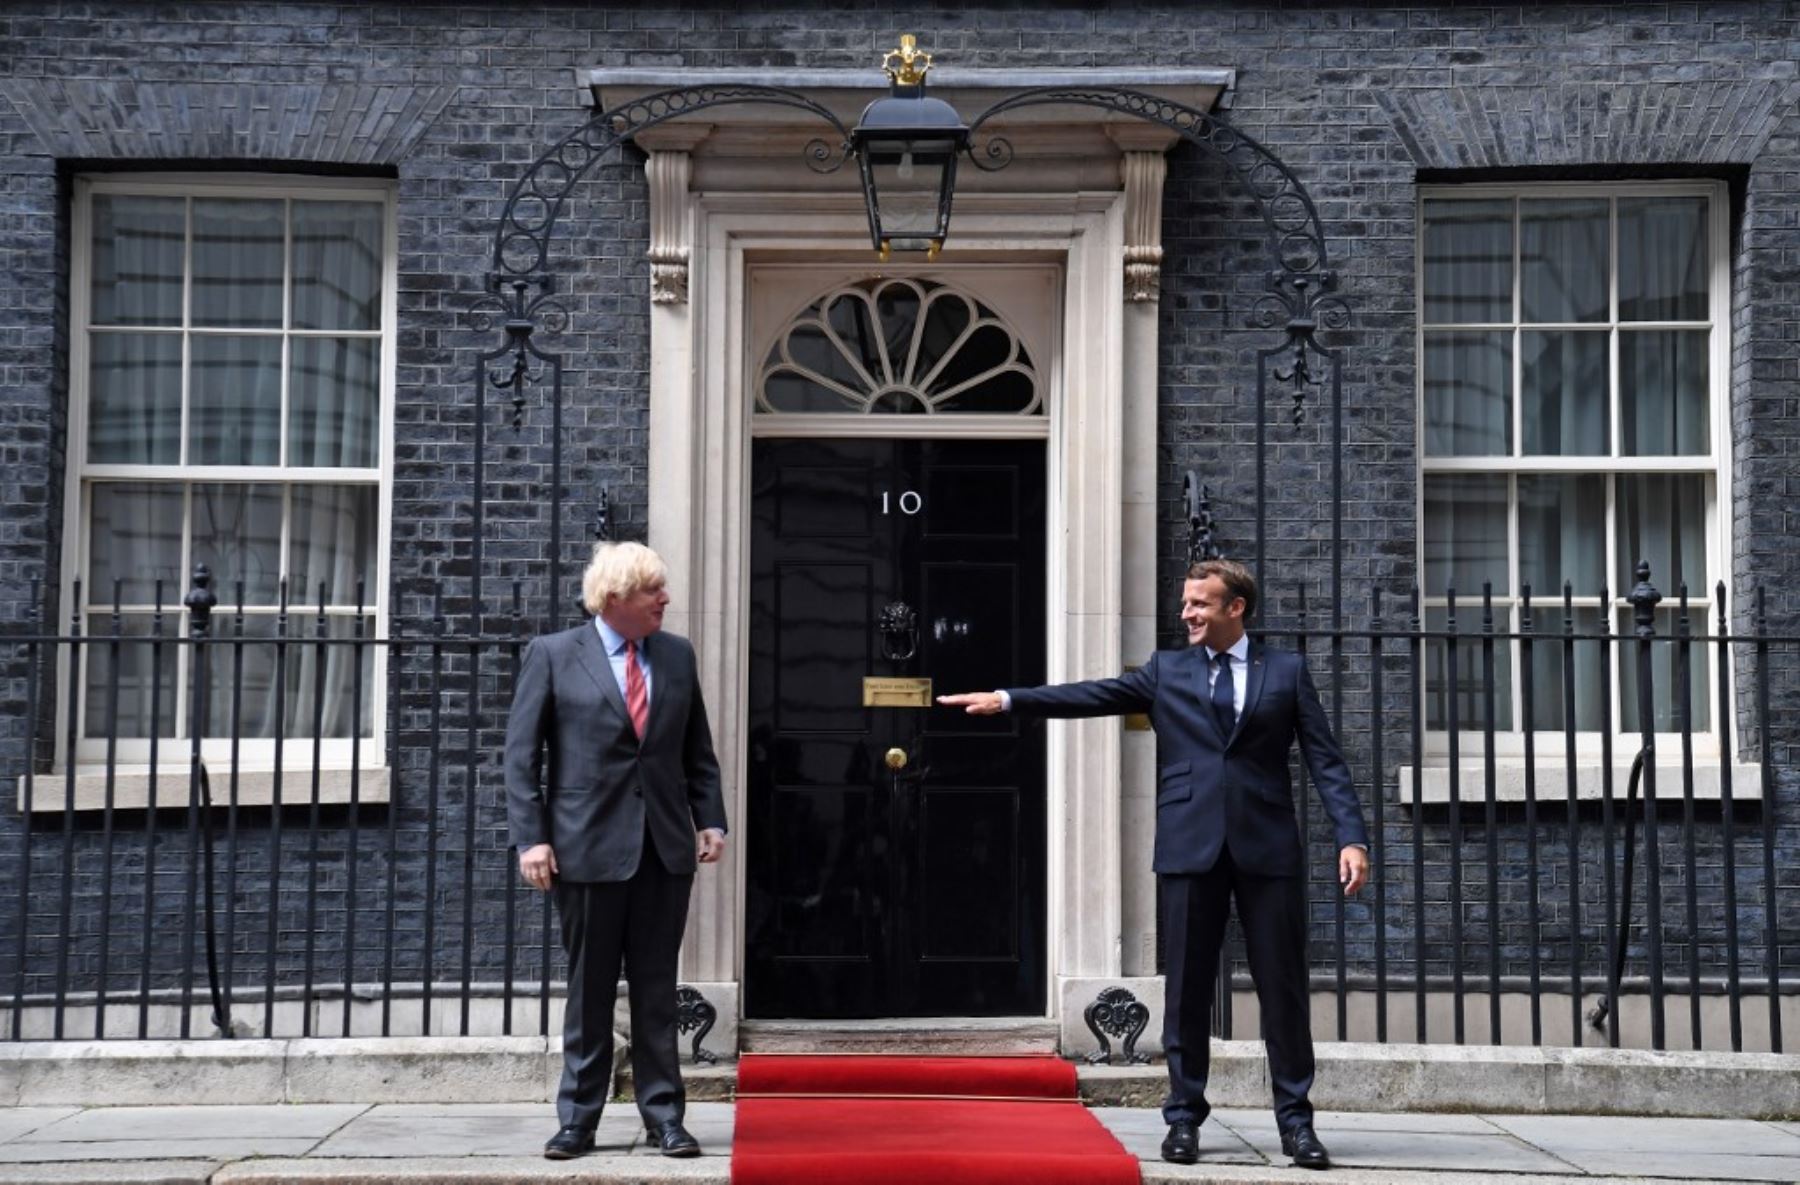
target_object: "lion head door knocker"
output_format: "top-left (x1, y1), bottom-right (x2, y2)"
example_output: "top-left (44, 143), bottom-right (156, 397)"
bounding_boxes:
top-left (878, 600), bottom-right (919, 661)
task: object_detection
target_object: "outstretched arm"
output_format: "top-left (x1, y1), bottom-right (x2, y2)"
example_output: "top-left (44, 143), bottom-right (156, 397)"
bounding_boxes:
top-left (940, 654), bottom-right (1161, 719)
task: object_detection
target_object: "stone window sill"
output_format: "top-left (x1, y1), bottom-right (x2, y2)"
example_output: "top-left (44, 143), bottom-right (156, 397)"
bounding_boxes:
top-left (17, 766), bottom-right (391, 813)
top-left (1395, 760), bottom-right (1762, 805)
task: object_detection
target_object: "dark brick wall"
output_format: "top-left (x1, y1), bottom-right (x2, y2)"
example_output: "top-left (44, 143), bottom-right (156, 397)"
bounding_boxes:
top-left (0, 1), bottom-right (1796, 1025)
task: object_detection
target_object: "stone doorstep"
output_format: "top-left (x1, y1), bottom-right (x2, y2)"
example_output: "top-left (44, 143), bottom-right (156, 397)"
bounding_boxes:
top-left (736, 1015), bottom-right (1062, 1054)
top-left (3, 1039), bottom-right (1799, 1119)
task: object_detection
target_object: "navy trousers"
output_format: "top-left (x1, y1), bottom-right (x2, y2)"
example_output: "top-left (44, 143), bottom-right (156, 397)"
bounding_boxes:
top-left (1160, 847), bottom-right (1316, 1133)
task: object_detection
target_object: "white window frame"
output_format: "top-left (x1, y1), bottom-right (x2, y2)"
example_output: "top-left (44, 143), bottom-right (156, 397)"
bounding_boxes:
top-left (1414, 180), bottom-right (1733, 770)
top-left (57, 172), bottom-right (395, 779)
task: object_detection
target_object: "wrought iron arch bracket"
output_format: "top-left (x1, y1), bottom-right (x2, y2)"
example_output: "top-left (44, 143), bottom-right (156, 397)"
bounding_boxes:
top-left (965, 87), bottom-right (1348, 422)
top-left (489, 85), bottom-right (852, 286)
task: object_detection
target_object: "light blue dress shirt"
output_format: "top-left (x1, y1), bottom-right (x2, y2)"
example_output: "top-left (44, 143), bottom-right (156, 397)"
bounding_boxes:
top-left (594, 616), bottom-right (652, 703)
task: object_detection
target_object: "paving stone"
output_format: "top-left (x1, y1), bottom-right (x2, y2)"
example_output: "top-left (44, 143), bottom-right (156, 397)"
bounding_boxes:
top-left (0, 1164), bottom-right (221, 1184)
top-left (1212, 1105), bottom-right (1504, 1135)
top-left (626, 1101), bottom-right (734, 1156)
top-left (0, 1110), bottom-right (80, 1144)
top-left (0, 1139), bottom-right (318, 1163)
top-left (309, 1114), bottom-right (560, 1158)
top-left (14, 1106), bottom-right (367, 1143)
top-left (1226, 1125), bottom-right (1584, 1175)
top-left (357, 1103), bottom-right (548, 1118)
top-left (1091, 1105), bottom-right (1265, 1164)
top-left (212, 1155), bottom-right (727, 1182)
top-left (1488, 1113), bottom-right (1800, 1157)
top-left (1552, 1149), bottom-right (1800, 1182)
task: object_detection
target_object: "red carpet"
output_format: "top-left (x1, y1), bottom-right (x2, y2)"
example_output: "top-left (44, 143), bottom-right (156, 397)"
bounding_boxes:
top-left (730, 1054), bottom-right (1139, 1185)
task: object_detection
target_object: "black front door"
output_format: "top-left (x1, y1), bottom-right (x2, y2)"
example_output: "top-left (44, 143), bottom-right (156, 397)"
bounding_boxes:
top-left (745, 438), bottom-right (1046, 1018)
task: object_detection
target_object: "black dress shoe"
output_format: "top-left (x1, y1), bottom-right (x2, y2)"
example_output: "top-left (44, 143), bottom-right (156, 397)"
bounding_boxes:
top-left (1160, 1119), bottom-right (1200, 1164)
top-left (543, 1124), bottom-right (595, 1160)
top-left (1281, 1124), bottom-right (1331, 1170)
top-left (645, 1119), bottom-right (701, 1158)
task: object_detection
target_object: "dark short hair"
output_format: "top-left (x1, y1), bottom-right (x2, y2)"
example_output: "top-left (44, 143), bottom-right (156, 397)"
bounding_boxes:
top-left (1185, 558), bottom-right (1257, 619)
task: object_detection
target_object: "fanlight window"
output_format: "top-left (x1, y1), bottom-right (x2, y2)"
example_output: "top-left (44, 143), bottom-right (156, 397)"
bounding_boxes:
top-left (757, 278), bottom-right (1040, 415)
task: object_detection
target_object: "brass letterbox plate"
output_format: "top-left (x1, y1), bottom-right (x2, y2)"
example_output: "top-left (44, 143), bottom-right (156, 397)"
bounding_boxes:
top-left (863, 676), bottom-right (933, 708)
top-left (1122, 663), bottom-right (1151, 731)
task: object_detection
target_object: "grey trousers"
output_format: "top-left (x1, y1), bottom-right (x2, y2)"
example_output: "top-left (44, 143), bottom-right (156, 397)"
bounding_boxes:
top-left (552, 852), bottom-right (694, 1131)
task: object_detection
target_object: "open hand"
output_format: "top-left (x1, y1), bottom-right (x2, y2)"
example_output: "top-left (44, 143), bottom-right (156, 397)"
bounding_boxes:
top-left (1339, 845), bottom-right (1369, 895)
top-left (937, 691), bottom-right (1004, 715)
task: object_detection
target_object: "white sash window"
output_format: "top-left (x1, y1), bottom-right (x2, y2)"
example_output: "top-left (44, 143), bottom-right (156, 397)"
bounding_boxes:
top-left (63, 175), bottom-right (394, 772)
top-left (1417, 182), bottom-right (1729, 752)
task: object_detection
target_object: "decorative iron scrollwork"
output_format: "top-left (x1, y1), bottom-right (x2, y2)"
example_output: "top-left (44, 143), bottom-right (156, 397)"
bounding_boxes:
top-left (1084, 985), bottom-right (1150, 1066)
top-left (1183, 471), bottom-right (1223, 565)
top-left (674, 985), bottom-right (718, 1065)
top-left (878, 600), bottom-right (919, 661)
top-left (594, 485), bottom-right (612, 542)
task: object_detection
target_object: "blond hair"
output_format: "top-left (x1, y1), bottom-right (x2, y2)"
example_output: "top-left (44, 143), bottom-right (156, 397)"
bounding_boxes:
top-left (581, 541), bottom-right (668, 615)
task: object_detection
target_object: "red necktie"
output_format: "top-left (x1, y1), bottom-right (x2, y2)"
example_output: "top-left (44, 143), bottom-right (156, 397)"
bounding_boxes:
top-left (624, 639), bottom-right (649, 739)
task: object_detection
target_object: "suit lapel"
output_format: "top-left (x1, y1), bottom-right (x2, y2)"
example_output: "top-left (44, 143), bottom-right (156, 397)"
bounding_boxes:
top-left (575, 624), bottom-right (634, 739)
top-left (1233, 640), bottom-right (1268, 745)
top-left (640, 632), bottom-right (668, 743)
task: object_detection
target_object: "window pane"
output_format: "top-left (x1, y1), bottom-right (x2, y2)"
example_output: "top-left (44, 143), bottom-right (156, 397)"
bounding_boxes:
top-left (205, 614), bottom-right (277, 739)
top-left (282, 614), bottom-right (376, 738)
top-left (1521, 605), bottom-right (1606, 732)
top-left (1520, 331), bottom-right (1607, 455)
top-left (84, 614), bottom-right (178, 740)
top-left (1423, 475), bottom-right (1508, 597)
top-left (1619, 197), bottom-right (1707, 322)
top-left (1518, 475), bottom-right (1606, 597)
top-left (1618, 607), bottom-right (1711, 733)
top-left (191, 199), bottom-right (284, 328)
top-left (192, 483), bottom-right (283, 605)
top-left (88, 333), bottom-right (181, 464)
top-left (1620, 329), bottom-right (1709, 455)
top-left (1521, 199), bottom-right (1607, 323)
top-left (1424, 331), bottom-right (1511, 456)
top-left (190, 335), bottom-right (281, 465)
top-left (291, 201), bottom-right (383, 331)
top-left (91, 195), bottom-right (184, 326)
top-left (88, 482), bottom-right (183, 606)
top-left (1424, 606), bottom-right (1514, 731)
top-left (289, 338), bottom-right (379, 468)
top-left (1616, 475), bottom-right (1707, 597)
top-left (1422, 199), bottom-right (1512, 324)
top-left (289, 485), bottom-right (377, 607)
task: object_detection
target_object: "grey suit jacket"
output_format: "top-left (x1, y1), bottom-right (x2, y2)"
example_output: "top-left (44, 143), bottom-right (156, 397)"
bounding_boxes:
top-left (504, 623), bottom-right (727, 882)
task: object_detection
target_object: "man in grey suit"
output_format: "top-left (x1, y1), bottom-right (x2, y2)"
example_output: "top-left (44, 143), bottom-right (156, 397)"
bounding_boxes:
top-left (506, 541), bottom-right (727, 1160)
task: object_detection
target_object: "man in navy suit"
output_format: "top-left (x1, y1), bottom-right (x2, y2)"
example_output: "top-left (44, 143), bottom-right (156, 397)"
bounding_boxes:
top-left (940, 558), bottom-right (1368, 1171)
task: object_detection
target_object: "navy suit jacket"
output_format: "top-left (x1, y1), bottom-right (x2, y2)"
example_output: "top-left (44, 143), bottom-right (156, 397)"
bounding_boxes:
top-left (504, 624), bottom-right (726, 883)
top-left (1008, 641), bottom-right (1368, 877)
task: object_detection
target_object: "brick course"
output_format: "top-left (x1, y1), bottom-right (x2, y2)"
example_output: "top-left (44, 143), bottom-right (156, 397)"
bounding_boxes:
top-left (0, 1), bottom-right (1795, 1030)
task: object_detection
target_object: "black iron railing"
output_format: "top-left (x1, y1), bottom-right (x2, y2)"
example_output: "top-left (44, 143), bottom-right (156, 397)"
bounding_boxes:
top-left (2, 564), bottom-right (1792, 1050)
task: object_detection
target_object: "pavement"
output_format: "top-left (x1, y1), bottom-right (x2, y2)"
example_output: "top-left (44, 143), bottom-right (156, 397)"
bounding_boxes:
top-left (2, 1101), bottom-right (1799, 1184)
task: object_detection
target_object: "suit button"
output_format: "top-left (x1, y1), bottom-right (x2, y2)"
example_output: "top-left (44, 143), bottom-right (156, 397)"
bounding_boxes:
top-left (633, 787), bottom-right (643, 797)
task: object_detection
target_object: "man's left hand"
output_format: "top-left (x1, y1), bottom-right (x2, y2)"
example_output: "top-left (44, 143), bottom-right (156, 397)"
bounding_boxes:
top-left (1338, 845), bottom-right (1369, 895)
top-left (698, 828), bottom-right (727, 864)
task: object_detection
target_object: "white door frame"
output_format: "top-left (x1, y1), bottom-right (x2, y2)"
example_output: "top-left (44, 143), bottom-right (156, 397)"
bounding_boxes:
top-left (650, 189), bottom-right (1149, 1034)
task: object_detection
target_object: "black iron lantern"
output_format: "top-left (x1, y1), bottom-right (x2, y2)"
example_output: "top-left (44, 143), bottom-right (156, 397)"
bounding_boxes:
top-left (850, 36), bottom-right (969, 260)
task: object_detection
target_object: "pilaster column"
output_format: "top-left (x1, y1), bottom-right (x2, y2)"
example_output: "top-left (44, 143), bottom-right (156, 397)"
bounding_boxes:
top-left (1108, 124), bottom-right (1176, 976)
top-left (637, 124), bottom-right (712, 305)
